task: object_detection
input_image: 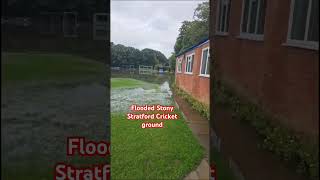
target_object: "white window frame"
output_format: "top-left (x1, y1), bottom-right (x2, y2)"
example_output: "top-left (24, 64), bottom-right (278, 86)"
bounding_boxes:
top-left (285, 0), bottom-right (319, 50)
top-left (176, 57), bottom-right (183, 73)
top-left (216, 0), bottom-right (231, 35)
top-left (239, 0), bottom-right (265, 40)
top-left (199, 47), bottom-right (210, 77)
top-left (185, 53), bottom-right (194, 74)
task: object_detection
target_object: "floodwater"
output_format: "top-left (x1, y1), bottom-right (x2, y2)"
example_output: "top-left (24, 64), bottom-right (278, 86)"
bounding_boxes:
top-left (1, 83), bottom-right (108, 167)
top-left (111, 81), bottom-right (173, 112)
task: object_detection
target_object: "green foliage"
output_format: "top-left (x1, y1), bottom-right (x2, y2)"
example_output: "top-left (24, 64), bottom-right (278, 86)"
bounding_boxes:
top-left (141, 48), bottom-right (168, 66)
top-left (174, 1), bottom-right (209, 55)
top-left (213, 79), bottom-right (319, 180)
top-left (193, 1), bottom-right (209, 23)
top-left (173, 85), bottom-right (209, 120)
top-left (111, 42), bottom-right (168, 67)
top-left (168, 52), bottom-right (176, 72)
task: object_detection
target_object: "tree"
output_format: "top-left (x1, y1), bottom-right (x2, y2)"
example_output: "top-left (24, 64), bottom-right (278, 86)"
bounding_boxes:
top-left (174, 1), bottom-right (209, 55)
top-left (141, 48), bottom-right (167, 66)
top-left (169, 52), bottom-right (176, 72)
top-left (111, 42), bottom-right (168, 67)
top-left (193, 1), bottom-right (209, 24)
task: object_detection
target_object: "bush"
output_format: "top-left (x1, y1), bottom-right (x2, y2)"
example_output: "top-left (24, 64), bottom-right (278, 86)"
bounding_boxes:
top-left (173, 86), bottom-right (209, 120)
top-left (213, 79), bottom-right (319, 180)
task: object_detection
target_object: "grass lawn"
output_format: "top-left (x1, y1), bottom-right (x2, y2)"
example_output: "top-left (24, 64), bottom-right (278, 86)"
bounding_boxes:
top-left (2, 52), bottom-right (105, 84)
top-left (211, 147), bottom-right (235, 180)
top-left (111, 78), bottom-right (204, 179)
top-left (111, 78), bottom-right (158, 89)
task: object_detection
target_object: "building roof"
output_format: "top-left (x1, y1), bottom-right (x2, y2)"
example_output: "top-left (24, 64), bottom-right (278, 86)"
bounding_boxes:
top-left (176, 37), bottom-right (209, 57)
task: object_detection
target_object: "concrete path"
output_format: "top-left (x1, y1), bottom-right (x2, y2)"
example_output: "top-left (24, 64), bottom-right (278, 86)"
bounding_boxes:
top-left (174, 95), bottom-right (210, 180)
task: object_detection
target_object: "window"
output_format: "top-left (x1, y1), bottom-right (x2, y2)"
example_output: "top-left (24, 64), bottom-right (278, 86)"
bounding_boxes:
top-left (240, 0), bottom-right (266, 38)
top-left (200, 48), bottom-right (210, 76)
top-left (63, 12), bottom-right (78, 38)
top-left (185, 54), bottom-right (194, 74)
top-left (287, 0), bottom-right (319, 49)
top-left (216, 0), bottom-right (231, 34)
top-left (93, 13), bottom-right (108, 40)
top-left (176, 58), bottom-right (182, 73)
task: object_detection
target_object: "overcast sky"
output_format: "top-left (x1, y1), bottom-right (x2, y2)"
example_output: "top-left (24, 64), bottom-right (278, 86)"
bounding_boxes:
top-left (111, 0), bottom-right (206, 58)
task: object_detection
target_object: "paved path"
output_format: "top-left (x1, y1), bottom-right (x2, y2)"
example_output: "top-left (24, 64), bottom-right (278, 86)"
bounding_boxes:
top-left (174, 95), bottom-right (210, 180)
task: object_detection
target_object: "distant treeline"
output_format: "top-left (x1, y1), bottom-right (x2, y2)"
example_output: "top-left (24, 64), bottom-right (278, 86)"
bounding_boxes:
top-left (111, 42), bottom-right (168, 67)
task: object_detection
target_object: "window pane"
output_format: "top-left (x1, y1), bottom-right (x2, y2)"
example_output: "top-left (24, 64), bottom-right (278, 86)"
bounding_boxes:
top-left (257, 0), bottom-right (266, 34)
top-left (186, 61), bottom-right (188, 72)
top-left (221, 5), bottom-right (227, 31)
top-left (186, 62), bottom-right (188, 72)
top-left (307, 0), bottom-right (319, 41)
top-left (187, 60), bottom-right (189, 72)
top-left (242, 0), bottom-right (250, 32)
top-left (218, 0), bottom-right (222, 31)
top-left (249, 1), bottom-right (258, 33)
top-left (226, 1), bottom-right (231, 31)
top-left (190, 55), bottom-right (194, 72)
top-left (291, 0), bottom-right (309, 40)
top-left (205, 53), bottom-right (210, 75)
top-left (201, 50), bottom-right (208, 74)
top-left (185, 58), bottom-right (188, 71)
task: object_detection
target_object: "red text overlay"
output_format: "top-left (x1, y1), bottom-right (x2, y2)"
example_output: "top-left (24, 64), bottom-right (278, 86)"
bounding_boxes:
top-left (54, 137), bottom-right (110, 180)
top-left (54, 163), bottom-right (110, 180)
top-left (67, 137), bottom-right (110, 156)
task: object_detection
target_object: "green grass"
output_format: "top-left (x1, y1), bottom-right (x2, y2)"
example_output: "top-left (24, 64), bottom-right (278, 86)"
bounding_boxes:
top-left (111, 78), bottom-right (158, 89)
top-left (111, 113), bottom-right (204, 179)
top-left (2, 52), bottom-right (105, 84)
top-left (211, 148), bottom-right (235, 180)
top-left (111, 78), bottom-right (204, 179)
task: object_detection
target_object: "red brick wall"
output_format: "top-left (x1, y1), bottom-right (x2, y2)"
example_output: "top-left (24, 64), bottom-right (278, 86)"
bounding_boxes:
top-left (175, 42), bottom-right (210, 105)
top-left (211, 0), bottom-right (319, 136)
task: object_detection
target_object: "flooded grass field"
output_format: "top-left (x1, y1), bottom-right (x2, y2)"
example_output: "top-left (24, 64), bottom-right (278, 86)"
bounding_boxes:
top-left (1, 52), bottom-right (108, 179)
top-left (111, 78), bottom-right (172, 112)
top-left (111, 76), bottom-right (204, 179)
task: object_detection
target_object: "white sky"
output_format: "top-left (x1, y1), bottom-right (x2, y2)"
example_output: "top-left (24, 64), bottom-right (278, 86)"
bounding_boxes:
top-left (111, 0), bottom-right (206, 58)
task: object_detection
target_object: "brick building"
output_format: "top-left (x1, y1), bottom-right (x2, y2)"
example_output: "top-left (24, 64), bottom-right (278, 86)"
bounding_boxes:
top-left (211, 0), bottom-right (319, 137)
top-left (175, 38), bottom-right (210, 105)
